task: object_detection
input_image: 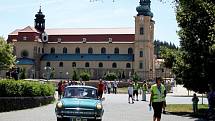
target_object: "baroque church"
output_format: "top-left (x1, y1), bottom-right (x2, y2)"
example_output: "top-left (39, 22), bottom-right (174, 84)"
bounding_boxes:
top-left (7, 0), bottom-right (155, 80)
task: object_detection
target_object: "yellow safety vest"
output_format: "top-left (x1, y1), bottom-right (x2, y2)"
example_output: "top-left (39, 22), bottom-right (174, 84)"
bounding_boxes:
top-left (151, 84), bottom-right (166, 102)
top-left (133, 83), bottom-right (139, 90)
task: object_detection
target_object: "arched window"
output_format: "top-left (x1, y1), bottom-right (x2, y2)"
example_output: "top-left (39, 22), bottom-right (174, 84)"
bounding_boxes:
top-left (50, 47), bottom-right (55, 54)
top-left (46, 62), bottom-right (51, 67)
top-left (101, 47), bottom-right (106, 54)
top-left (139, 62), bottom-right (143, 69)
top-left (112, 63), bottom-right (117, 68)
top-left (72, 62), bottom-right (76, 67)
top-left (126, 63), bottom-right (131, 68)
top-left (99, 62), bottom-right (103, 68)
top-left (140, 27), bottom-right (144, 35)
top-left (88, 48), bottom-right (93, 54)
top-left (128, 48), bottom-right (133, 54)
top-left (140, 51), bottom-right (143, 57)
top-left (85, 62), bottom-right (90, 67)
top-left (75, 47), bottom-right (80, 54)
top-left (63, 47), bottom-right (67, 54)
top-left (114, 48), bottom-right (119, 54)
top-left (59, 62), bottom-right (63, 67)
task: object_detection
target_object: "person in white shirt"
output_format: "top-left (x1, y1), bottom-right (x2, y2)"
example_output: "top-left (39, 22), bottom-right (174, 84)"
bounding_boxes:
top-left (128, 83), bottom-right (134, 104)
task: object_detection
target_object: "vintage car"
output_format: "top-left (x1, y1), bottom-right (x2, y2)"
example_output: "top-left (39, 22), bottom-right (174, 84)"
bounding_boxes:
top-left (55, 85), bottom-right (104, 121)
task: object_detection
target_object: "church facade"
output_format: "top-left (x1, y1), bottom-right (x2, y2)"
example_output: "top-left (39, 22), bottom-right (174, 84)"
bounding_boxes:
top-left (7, 0), bottom-right (155, 80)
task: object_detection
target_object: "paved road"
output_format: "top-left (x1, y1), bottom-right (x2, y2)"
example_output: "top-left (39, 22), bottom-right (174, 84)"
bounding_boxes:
top-left (0, 94), bottom-right (206, 121)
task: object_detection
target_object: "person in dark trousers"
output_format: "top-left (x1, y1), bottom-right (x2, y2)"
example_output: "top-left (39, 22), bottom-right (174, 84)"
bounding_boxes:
top-left (192, 93), bottom-right (199, 114)
top-left (58, 80), bottom-right (63, 99)
top-left (97, 79), bottom-right (104, 99)
top-left (149, 77), bottom-right (166, 121)
top-left (133, 81), bottom-right (139, 101)
top-left (113, 80), bottom-right (118, 94)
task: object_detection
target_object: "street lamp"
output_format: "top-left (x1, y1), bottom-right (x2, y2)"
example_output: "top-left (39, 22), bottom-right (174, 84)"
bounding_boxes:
top-left (44, 66), bottom-right (51, 81)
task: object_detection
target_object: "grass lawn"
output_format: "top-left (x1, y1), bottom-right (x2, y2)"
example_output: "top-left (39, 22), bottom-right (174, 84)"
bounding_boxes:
top-left (166, 104), bottom-right (208, 118)
top-left (117, 87), bottom-right (128, 94)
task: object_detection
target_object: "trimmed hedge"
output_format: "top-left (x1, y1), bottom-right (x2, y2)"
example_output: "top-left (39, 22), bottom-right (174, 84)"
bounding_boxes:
top-left (0, 96), bottom-right (54, 112)
top-left (0, 79), bottom-right (55, 97)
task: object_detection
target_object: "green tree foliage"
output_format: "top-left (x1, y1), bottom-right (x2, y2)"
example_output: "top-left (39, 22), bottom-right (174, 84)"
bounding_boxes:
top-left (154, 40), bottom-right (178, 58)
top-left (161, 47), bottom-right (186, 84)
top-left (104, 72), bottom-right (117, 81)
top-left (80, 72), bottom-right (90, 81)
top-left (175, 0), bottom-right (215, 93)
top-left (131, 72), bottom-right (141, 82)
top-left (0, 37), bottom-right (15, 70)
top-left (72, 70), bottom-right (79, 81)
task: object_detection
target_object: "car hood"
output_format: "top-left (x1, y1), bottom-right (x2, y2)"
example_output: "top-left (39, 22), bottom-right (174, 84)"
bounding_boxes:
top-left (61, 98), bottom-right (101, 109)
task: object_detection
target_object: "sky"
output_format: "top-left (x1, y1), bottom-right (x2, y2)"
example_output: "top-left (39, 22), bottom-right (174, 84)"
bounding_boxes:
top-left (0, 0), bottom-right (179, 46)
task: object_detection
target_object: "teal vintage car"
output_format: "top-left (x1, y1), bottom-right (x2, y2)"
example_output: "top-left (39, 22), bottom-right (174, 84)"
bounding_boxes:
top-left (55, 85), bottom-right (104, 121)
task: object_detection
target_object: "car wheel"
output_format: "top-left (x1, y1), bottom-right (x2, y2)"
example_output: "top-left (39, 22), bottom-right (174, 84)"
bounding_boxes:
top-left (57, 117), bottom-right (63, 121)
top-left (96, 119), bottom-right (102, 121)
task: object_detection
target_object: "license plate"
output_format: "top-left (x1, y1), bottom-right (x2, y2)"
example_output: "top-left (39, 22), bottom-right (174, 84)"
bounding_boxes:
top-left (70, 117), bottom-right (87, 121)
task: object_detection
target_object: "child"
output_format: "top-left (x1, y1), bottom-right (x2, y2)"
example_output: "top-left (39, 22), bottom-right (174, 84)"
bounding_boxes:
top-left (192, 93), bottom-right (199, 113)
top-left (128, 83), bottom-right (134, 104)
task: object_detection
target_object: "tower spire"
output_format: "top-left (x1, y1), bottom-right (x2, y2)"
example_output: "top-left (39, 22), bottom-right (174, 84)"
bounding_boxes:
top-left (34, 6), bottom-right (45, 32)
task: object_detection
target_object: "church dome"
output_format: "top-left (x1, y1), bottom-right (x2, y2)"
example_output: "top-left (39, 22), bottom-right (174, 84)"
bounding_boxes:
top-left (136, 0), bottom-right (153, 17)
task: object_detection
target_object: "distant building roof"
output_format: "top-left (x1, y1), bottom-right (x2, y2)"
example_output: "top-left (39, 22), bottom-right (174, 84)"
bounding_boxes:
top-left (41, 54), bottom-right (134, 61)
top-left (16, 58), bottom-right (35, 65)
top-left (45, 28), bottom-right (135, 35)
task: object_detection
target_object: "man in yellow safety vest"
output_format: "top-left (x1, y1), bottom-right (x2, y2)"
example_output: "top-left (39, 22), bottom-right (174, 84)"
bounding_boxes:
top-left (149, 77), bottom-right (166, 121)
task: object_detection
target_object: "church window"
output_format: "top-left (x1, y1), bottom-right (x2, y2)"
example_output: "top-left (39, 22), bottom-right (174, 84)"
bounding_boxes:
top-left (46, 62), bottom-right (51, 67)
top-left (88, 48), bottom-right (93, 54)
top-left (63, 47), bottom-right (67, 54)
top-left (50, 47), bottom-right (55, 54)
top-left (72, 62), bottom-right (76, 67)
top-left (140, 27), bottom-right (144, 35)
top-left (85, 62), bottom-right (90, 67)
top-left (99, 62), bottom-right (103, 68)
top-left (114, 48), bottom-right (119, 54)
top-left (101, 47), bottom-right (106, 54)
top-left (112, 63), bottom-right (117, 68)
top-left (140, 51), bottom-right (143, 57)
top-left (139, 62), bottom-right (143, 69)
top-left (126, 63), bottom-right (131, 68)
top-left (75, 47), bottom-right (80, 54)
top-left (59, 62), bottom-right (63, 67)
top-left (128, 48), bottom-right (133, 54)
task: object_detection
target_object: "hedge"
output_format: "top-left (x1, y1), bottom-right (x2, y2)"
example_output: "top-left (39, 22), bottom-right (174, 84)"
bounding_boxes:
top-left (0, 79), bottom-right (55, 97)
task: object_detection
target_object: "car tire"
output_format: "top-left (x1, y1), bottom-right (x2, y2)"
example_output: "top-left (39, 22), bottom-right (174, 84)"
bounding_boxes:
top-left (96, 119), bottom-right (102, 121)
top-left (57, 117), bottom-right (63, 121)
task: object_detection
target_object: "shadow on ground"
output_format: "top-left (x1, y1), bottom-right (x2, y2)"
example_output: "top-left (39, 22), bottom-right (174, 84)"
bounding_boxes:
top-left (166, 109), bottom-right (207, 121)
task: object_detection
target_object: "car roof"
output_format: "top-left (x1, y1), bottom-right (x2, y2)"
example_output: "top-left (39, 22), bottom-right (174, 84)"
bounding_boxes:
top-left (65, 85), bottom-right (97, 90)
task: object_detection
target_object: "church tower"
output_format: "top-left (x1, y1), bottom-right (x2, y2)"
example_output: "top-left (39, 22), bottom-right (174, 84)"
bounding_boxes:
top-left (134, 0), bottom-right (155, 80)
top-left (34, 6), bottom-right (45, 32)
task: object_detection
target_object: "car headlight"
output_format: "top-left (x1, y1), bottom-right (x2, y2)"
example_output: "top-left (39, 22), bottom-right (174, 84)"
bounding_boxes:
top-left (96, 103), bottom-right (102, 109)
top-left (56, 102), bottom-right (63, 108)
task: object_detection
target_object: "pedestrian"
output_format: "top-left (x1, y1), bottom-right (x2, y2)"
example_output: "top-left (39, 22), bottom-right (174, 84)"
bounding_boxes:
top-left (141, 81), bottom-right (148, 101)
top-left (97, 79), bottom-right (104, 99)
top-left (57, 80), bottom-right (63, 99)
top-left (128, 83), bottom-right (134, 104)
top-left (192, 93), bottom-right (199, 114)
top-left (107, 81), bottom-right (112, 94)
top-left (133, 81), bottom-right (139, 101)
top-left (149, 77), bottom-right (166, 121)
top-left (113, 80), bottom-right (118, 94)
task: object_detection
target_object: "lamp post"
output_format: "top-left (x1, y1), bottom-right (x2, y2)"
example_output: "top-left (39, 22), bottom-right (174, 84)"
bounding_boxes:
top-left (44, 66), bottom-right (51, 81)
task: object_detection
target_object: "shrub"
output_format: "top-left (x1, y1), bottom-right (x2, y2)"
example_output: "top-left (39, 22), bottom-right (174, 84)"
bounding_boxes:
top-left (132, 72), bottom-right (141, 82)
top-left (19, 68), bottom-right (26, 79)
top-left (72, 70), bottom-right (79, 81)
top-left (80, 72), bottom-right (90, 81)
top-left (0, 79), bottom-right (55, 97)
top-left (105, 72), bottom-right (117, 81)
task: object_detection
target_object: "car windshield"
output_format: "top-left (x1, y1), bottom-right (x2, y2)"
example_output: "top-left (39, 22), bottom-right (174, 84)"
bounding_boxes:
top-left (63, 87), bottom-right (97, 99)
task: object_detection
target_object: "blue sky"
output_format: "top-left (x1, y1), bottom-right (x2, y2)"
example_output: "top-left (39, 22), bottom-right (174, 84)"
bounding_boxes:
top-left (0, 0), bottom-right (179, 46)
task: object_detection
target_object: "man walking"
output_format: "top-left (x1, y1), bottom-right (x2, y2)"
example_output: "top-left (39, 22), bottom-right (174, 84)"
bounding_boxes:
top-left (141, 81), bottom-right (148, 101)
top-left (133, 81), bottom-right (139, 101)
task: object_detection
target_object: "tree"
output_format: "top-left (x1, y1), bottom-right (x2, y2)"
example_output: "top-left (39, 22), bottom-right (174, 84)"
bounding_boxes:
top-left (104, 72), bottom-right (117, 81)
top-left (0, 37), bottom-right (15, 70)
top-left (72, 70), bottom-right (79, 81)
top-left (175, 0), bottom-right (215, 93)
top-left (19, 68), bottom-right (26, 79)
top-left (131, 72), bottom-right (141, 82)
top-left (80, 72), bottom-right (90, 81)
